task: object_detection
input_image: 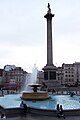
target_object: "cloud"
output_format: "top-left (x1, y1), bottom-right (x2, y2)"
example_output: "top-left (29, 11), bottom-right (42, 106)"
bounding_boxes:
top-left (0, 0), bottom-right (45, 47)
top-left (0, 0), bottom-right (80, 71)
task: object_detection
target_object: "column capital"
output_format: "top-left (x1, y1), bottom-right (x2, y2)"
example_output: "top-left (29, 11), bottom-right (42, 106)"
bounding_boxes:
top-left (44, 13), bottom-right (54, 19)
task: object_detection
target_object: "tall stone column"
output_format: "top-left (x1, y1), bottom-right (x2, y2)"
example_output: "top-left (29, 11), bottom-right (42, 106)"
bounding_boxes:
top-left (43, 3), bottom-right (56, 81)
top-left (44, 4), bottom-right (54, 65)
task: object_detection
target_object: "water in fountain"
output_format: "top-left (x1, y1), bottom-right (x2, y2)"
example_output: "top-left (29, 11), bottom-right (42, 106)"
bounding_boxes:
top-left (22, 64), bottom-right (38, 91)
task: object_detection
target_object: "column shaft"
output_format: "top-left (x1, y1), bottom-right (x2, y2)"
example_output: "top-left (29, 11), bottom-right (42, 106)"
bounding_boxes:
top-left (47, 18), bottom-right (53, 65)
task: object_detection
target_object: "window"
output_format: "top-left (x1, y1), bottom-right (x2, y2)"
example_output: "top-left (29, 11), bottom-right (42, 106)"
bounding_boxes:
top-left (72, 75), bottom-right (74, 77)
top-left (69, 79), bottom-right (70, 81)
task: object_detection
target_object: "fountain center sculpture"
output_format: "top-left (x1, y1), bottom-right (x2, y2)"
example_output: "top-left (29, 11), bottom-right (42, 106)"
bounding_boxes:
top-left (21, 84), bottom-right (49, 100)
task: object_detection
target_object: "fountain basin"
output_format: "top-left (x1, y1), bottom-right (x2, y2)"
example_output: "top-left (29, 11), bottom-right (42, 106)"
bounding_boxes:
top-left (0, 94), bottom-right (80, 117)
top-left (0, 94), bottom-right (80, 110)
top-left (21, 91), bottom-right (50, 100)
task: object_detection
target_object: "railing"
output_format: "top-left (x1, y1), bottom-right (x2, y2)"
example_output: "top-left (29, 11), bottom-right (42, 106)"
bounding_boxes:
top-left (47, 86), bottom-right (80, 95)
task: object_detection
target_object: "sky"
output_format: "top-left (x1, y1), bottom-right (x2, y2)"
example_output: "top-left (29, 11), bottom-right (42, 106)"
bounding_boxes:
top-left (0, 0), bottom-right (80, 72)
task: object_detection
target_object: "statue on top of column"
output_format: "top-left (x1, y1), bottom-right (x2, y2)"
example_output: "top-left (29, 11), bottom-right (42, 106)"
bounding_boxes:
top-left (47, 3), bottom-right (51, 14)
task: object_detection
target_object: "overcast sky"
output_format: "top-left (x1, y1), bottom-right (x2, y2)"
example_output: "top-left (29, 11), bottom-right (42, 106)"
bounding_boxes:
top-left (0, 0), bottom-right (80, 72)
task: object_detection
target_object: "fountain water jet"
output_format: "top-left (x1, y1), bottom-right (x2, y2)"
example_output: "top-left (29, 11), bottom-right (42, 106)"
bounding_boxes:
top-left (21, 64), bottom-right (38, 91)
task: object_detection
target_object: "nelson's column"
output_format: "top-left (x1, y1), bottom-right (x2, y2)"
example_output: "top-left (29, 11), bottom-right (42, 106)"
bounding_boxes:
top-left (43, 3), bottom-right (59, 88)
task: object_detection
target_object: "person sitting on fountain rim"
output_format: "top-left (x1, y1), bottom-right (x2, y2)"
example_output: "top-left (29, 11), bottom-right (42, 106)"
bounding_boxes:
top-left (59, 105), bottom-right (65, 119)
top-left (56, 104), bottom-right (60, 118)
top-left (20, 101), bottom-right (24, 109)
top-left (20, 101), bottom-right (27, 115)
top-left (1, 113), bottom-right (6, 120)
top-left (56, 104), bottom-right (65, 119)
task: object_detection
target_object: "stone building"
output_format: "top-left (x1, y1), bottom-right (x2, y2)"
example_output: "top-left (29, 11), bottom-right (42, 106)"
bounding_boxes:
top-left (56, 67), bottom-right (64, 85)
top-left (57, 62), bottom-right (80, 86)
top-left (73, 62), bottom-right (80, 84)
top-left (0, 69), bottom-right (3, 88)
top-left (62, 63), bottom-right (75, 85)
top-left (2, 65), bottom-right (27, 90)
top-left (37, 71), bottom-right (44, 84)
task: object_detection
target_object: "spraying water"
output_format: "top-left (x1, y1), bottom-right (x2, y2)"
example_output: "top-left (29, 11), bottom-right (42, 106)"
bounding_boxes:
top-left (22, 64), bottom-right (38, 91)
top-left (30, 64), bottom-right (38, 84)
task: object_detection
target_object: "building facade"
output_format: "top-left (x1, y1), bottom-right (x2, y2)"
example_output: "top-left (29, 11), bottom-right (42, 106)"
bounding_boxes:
top-left (0, 62), bottom-right (80, 92)
top-left (0, 69), bottom-right (3, 88)
top-left (56, 62), bottom-right (80, 86)
top-left (56, 67), bottom-right (64, 85)
top-left (2, 65), bottom-right (27, 90)
top-left (62, 63), bottom-right (75, 85)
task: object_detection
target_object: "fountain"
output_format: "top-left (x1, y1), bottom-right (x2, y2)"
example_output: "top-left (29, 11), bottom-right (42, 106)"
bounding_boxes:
top-left (21, 84), bottom-right (49, 100)
top-left (21, 65), bottom-right (49, 100)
